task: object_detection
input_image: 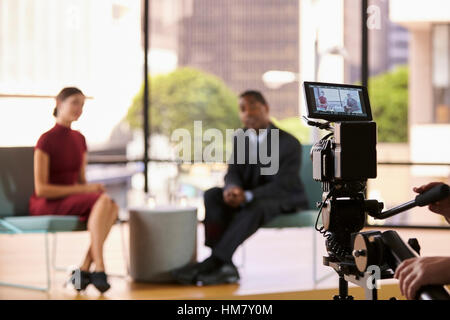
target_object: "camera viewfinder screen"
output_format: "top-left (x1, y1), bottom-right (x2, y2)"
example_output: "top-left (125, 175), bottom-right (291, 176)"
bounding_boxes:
top-left (304, 82), bottom-right (372, 121)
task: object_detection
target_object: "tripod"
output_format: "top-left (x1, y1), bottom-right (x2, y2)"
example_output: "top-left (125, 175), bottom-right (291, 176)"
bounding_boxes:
top-left (318, 183), bottom-right (450, 300)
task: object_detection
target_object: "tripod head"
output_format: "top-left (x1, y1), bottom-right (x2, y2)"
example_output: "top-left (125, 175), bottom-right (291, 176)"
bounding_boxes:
top-left (317, 181), bottom-right (450, 300)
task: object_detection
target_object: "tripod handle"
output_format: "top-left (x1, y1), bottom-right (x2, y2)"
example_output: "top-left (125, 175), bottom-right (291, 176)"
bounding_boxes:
top-left (415, 183), bottom-right (449, 207)
top-left (381, 230), bottom-right (450, 300)
top-left (375, 183), bottom-right (450, 220)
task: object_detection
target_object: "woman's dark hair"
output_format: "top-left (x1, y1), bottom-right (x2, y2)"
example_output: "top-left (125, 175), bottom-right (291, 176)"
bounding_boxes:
top-left (53, 87), bottom-right (84, 117)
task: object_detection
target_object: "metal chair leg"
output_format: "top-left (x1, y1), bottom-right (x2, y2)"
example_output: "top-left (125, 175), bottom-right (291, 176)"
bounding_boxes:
top-left (0, 232), bottom-right (51, 292)
top-left (45, 232), bottom-right (51, 290)
top-left (52, 232), bottom-right (68, 272)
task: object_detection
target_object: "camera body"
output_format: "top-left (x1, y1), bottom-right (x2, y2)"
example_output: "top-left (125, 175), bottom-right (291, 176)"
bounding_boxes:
top-left (311, 121), bottom-right (377, 182)
top-left (303, 81), bottom-right (377, 183)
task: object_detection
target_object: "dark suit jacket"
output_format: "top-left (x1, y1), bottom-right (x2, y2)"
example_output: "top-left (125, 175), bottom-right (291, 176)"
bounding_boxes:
top-left (224, 122), bottom-right (308, 212)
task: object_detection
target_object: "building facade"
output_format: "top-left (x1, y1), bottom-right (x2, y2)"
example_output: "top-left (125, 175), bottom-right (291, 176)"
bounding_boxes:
top-left (178, 0), bottom-right (300, 119)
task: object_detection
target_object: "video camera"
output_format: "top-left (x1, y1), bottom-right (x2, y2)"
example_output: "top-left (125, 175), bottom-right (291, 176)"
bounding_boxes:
top-left (302, 81), bottom-right (450, 300)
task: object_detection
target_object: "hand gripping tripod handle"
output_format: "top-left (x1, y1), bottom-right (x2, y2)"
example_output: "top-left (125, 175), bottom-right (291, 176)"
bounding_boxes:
top-left (376, 183), bottom-right (450, 220)
top-left (381, 231), bottom-right (450, 300)
top-left (415, 183), bottom-right (450, 207)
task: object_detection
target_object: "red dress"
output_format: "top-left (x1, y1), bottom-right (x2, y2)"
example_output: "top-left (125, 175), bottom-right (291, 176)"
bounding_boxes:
top-left (29, 123), bottom-right (103, 222)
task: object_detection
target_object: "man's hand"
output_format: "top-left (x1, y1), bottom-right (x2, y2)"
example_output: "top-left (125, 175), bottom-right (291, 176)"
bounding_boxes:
top-left (223, 186), bottom-right (245, 208)
top-left (414, 182), bottom-right (450, 222)
top-left (394, 256), bottom-right (450, 300)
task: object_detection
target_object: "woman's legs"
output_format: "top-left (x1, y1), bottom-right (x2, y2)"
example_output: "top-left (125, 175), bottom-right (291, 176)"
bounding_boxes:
top-left (83, 194), bottom-right (119, 272)
top-left (80, 245), bottom-right (93, 272)
top-left (80, 200), bottom-right (119, 271)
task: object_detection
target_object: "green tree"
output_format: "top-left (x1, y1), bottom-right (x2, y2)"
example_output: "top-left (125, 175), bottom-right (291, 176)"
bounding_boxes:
top-left (368, 65), bottom-right (408, 142)
top-left (126, 67), bottom-right (241, 160)
top-left (126, 67), bottom-right (240, 137)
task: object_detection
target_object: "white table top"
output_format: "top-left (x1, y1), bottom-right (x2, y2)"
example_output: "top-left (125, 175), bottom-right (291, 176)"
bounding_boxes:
top-left (128, 205), bottom-right (197, 214)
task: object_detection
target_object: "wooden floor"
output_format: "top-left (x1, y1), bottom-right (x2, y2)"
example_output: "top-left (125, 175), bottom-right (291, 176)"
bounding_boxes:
top-left (0, 223), bottom-right (448, 300)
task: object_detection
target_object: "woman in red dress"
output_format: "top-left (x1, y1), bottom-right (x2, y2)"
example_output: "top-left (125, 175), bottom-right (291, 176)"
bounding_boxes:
top-left (29, 87), bottom-right (117, 293)
top-left (318, 90), bottom-right (328, 110)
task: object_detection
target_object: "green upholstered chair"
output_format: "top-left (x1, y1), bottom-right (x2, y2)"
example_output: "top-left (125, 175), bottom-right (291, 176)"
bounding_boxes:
top-left (0, 147), bottom-right (127, 291)
top-left (240, 144), bottom-right (333, 285)
top-left (262, 144), bottom-right (322, 229)
top-left (0, 147), bottom-right (86, 291)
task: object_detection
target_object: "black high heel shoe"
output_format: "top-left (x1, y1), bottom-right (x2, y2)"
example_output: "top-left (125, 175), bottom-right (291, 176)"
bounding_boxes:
top-left (90, 271), bottom-right (111, 293)
top-left (70, 269), bottom-right (91, 292)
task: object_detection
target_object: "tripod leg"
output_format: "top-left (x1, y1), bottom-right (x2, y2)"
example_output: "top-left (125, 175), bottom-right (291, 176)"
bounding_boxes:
top-left (334, 275), bottom-right (354, 300)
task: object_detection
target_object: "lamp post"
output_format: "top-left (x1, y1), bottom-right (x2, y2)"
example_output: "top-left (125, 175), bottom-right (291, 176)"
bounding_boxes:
top-left (142, 0), bottom-right (150, 194)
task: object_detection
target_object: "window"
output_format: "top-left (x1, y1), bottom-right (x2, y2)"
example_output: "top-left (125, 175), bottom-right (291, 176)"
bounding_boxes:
top-left (432, 24), bottom-right (450, 123)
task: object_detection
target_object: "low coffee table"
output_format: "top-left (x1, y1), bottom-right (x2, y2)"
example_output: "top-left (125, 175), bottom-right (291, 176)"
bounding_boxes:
top-left (128, 205), bottom-right (197, 282)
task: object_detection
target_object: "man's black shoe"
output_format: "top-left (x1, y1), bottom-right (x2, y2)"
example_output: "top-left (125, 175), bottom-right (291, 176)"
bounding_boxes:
top-left (196, 263), bottom-right (240, 286)
top-left (172, 255), bottom-right (227, 285)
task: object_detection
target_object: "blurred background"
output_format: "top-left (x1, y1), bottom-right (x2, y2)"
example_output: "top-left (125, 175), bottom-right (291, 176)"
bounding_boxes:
top-left (0, 0), bottom-right (449, 227)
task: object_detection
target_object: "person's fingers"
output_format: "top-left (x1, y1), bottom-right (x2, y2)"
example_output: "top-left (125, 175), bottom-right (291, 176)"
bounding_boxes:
top-left (396, 262), bottom-right (416, 296)
top-left (414, 182), bottom-right (441, 194)
top-left (406, 277), bottom-right (422, 300)
top-left (429, 204), bottom-right (442, 214)
top-left (401, 271), bottom-right (417, 299)
top-left (394, 258), bottom-right (415, 279)
top-left (398, 272), bottom-right (405, 296)
top-left (424, 182), bottom-right (441, 189)
top-left (414, 186), bottom-right (426, 193)
top-left (394, 263), bottom-right (404, 279)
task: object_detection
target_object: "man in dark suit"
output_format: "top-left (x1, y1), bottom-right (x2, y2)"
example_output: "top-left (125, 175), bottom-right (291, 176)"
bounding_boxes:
top-left (172, 90), bottom-right (308, 285)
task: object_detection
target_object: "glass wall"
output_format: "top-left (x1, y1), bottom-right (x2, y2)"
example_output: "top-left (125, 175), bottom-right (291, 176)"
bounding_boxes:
top-left (0, 0), bottom-right (305, 220)
top-left (432, 24), bottom-right (450, 124)
top-left (0, 0), bottom-right (447, 226)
